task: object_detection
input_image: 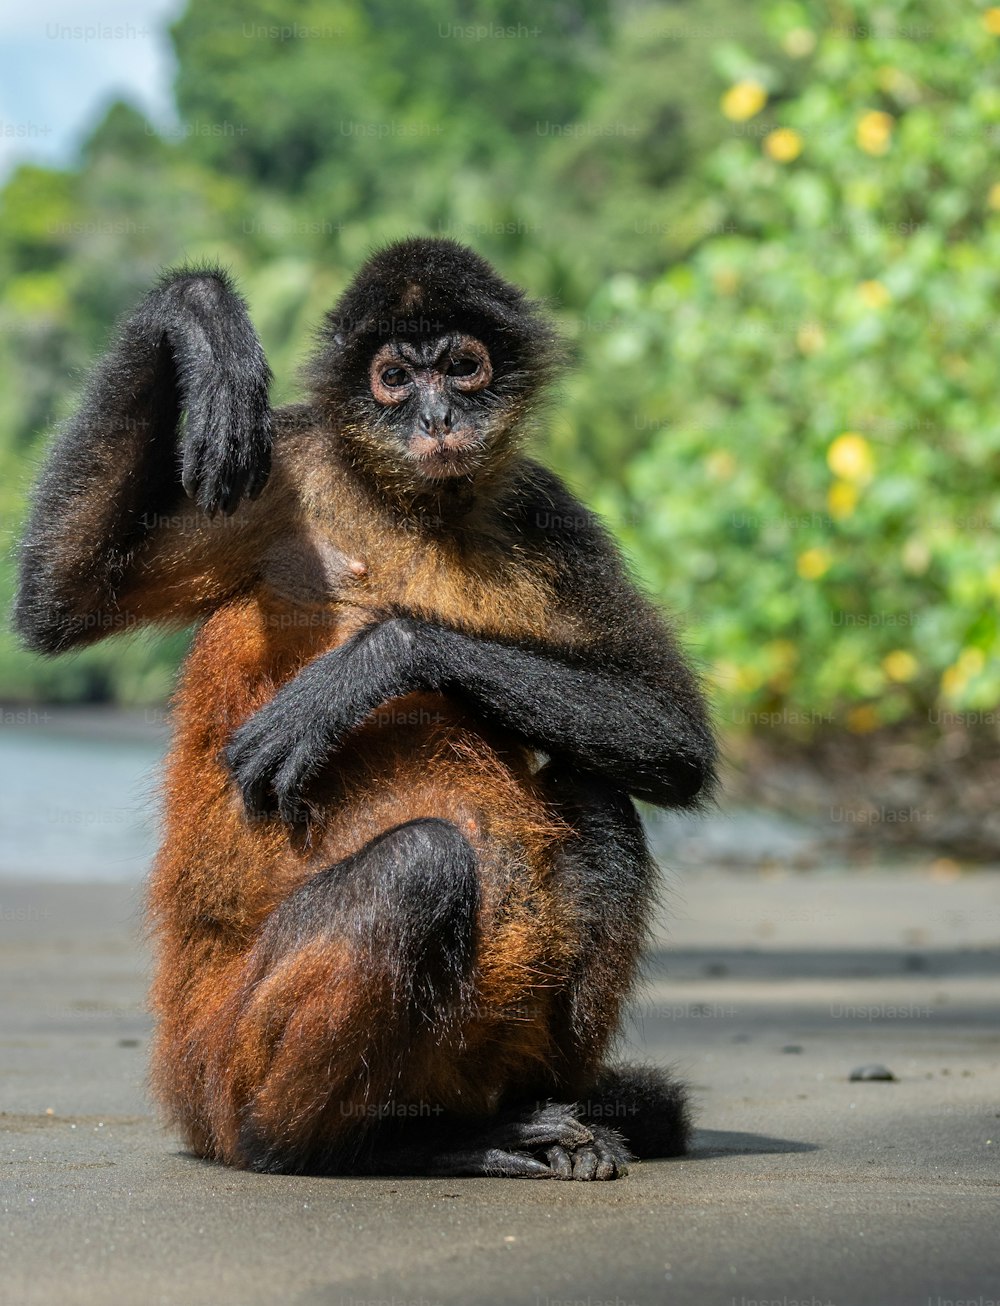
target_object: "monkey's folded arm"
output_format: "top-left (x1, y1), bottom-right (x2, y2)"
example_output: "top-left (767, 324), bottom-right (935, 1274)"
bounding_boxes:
top-left (14, 269), bottom-right (272, 653)
top-left (225, 615), bottom-right (717, 827)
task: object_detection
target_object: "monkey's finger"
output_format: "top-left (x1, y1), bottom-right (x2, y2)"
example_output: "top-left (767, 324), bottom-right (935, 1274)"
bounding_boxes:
top-left (224, 738), bottom-right (279, 820)
top-left (180, 435), bottom-right (236, 519)
top-left (219, 445), bottom-right (263, 513)
top-left (571, 1146), bottom-right (599, 1181)
top-left (209, 457), bottom-right (267, 516)
top-left (200, 441), bottom-right (242, 517)
top-left (245, 455), bottom-right (272, 501)
top-left (593, 1138), bottom-right (624, 1180)
top-left (273, 755), bottom-right (318, 829)
top-left (180, 440), bottom-right (206, 506)
top-left (247, 763), bottom-right (284, 820)
top-left (244, 413), bottom-right (274, 501)
top-left (210, 478), bottom-right (236, 518)
top-left (181, 438), bottom-right (229, 519)
top-left (545, 1145), bottom-right (573, 1179)
top-left (232, 769), bottom-right (271, 820)
top-left (277, 788), bottom-right (307, 830)
top-left (483, 1149), bottom-right (554, 1179)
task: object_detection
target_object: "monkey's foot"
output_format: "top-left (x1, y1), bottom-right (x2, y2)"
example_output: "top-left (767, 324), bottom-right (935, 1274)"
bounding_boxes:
top-left (428, 1103), bottom-right (630, 1180)
top-left (542, 1125), bottom-right (630, 1180)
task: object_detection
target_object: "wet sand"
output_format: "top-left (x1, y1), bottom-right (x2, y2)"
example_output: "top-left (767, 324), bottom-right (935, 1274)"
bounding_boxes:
top-left (1, 864), bottom-right (998, 1305)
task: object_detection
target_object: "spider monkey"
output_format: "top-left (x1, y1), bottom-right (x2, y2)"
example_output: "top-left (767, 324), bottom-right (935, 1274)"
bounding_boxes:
top-left (14, 238), bottom-right (716, 1181)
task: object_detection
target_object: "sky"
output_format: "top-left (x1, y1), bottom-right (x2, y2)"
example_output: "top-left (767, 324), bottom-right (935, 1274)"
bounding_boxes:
top-left (0, 0), bottom-right (184, 181)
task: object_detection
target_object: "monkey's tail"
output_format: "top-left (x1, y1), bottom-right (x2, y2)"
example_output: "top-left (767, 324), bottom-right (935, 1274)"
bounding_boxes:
top-left (579, 1063), bottom-right (692, 1159)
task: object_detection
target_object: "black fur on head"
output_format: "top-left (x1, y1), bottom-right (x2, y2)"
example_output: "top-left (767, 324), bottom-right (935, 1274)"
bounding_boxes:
top-left (308, 237), bottom-right (561, 502)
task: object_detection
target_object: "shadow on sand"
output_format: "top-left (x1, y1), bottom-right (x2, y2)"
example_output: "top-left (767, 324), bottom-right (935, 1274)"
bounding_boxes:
top-left (692, 1128), bottom-right (818, 1158)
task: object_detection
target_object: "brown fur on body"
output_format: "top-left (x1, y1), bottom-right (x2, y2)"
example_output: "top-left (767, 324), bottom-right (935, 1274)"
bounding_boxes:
top-left (145, 413), bottom-right (620, 1170)
top-left (14, 248), bottom-right (706, 1178)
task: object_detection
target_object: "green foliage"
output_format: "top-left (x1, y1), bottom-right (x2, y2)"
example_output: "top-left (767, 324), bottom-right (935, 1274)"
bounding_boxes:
top-left (0, 0), bottom-right (996, 741)
top-left (566, 0), bottom-right (1000, 734)
top-left (170, 0), bottom-right (611, 191)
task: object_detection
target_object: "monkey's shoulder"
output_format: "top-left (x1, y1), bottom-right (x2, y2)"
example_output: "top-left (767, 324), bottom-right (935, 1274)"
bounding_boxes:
top-left (501, 458), bottom-right (666, 649)
top-left (501, 458), bottom-right (625, 580)
top-left (503, 460), bottom-right (604, 542)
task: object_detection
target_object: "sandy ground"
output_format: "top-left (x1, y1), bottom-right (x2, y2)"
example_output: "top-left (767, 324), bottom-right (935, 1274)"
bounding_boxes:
top-left (1, 863), bottom-right (998, 1306)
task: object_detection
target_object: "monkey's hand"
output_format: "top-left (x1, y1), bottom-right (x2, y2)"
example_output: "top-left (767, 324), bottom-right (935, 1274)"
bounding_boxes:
top-left (225, 618), bottom-right (428, 828)
top-left (132, 269), bottom-right (273, 516)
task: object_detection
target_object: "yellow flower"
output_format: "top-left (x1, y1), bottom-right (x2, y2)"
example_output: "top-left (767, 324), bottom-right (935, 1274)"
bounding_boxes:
top-left (902, 536), bottom-right (931, 575)
top-left (856, 110), bottom-right (894, 155)
top-left (721, 81), bottom-right (767, 122)
top-left (796, 321), bottom-right (826, 354)
top-left (782, 28), bottom-right (816, 57)
top-left (989, 182), bottom-right (1000, 211)
top-left (706, 450), bottom-right (736, 480)
top-left (827, 433), bottom-right (875, 483)
top-left (877, 67), bottom-right (917, 100)
top-left (847, 705), bottom-right (879, 734)
top-left (983, 8), bottom-right (1000, 34)
top-left (712, 266), bottom-right (740, 295)
top-left (736, 664), bottom-right (764, 692)
top-left (941, 648), bottom-right (986, 696)
top-left (797, 547), bottom-right (831, 580)
top-left (858, 279), bottom-right (891, 309)
top-left (882, 650), bottom-right (918, 683)
top-left (764, 128), bottom-right (803, 162)
top-left (827, 480), bottom-right (859, 519)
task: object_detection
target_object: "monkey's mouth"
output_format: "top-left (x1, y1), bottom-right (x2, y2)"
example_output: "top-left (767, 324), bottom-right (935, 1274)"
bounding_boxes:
top-left (409, 432), bottom-right (481, 479)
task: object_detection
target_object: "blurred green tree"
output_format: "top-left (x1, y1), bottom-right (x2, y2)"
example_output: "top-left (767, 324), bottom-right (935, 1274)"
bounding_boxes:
top-left (568, 0), bottom-right (1000, 735)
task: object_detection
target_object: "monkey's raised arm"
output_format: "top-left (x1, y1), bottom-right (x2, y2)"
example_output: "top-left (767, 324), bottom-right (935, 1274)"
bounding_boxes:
top-left (227, 465), bottom-right (717, 826)
top-left (14, 269), bottom-right (273, 653)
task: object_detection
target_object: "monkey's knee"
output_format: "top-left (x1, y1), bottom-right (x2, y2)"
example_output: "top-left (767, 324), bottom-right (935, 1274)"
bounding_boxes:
top-left (362, 817), bottom-right (481, 1004)
top-left (258, 816), bottom-right (480, 1008)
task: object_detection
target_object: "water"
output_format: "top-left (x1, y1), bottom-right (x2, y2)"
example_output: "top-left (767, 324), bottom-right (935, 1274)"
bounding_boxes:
top-left (0, 708), bottom-right (840, 883)
top-left (0, 709), bottom-right (167, 881)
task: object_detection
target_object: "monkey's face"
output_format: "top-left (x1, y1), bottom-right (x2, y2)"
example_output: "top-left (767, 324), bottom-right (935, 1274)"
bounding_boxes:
top-left (367, 333), bottom-right (497, 482)
top-left (310, 237), bottom-right (561, 503)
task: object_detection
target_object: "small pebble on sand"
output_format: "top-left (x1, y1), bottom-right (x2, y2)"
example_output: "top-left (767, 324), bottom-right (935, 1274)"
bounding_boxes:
top-left (849, 1064), bottom-right (897, 1082)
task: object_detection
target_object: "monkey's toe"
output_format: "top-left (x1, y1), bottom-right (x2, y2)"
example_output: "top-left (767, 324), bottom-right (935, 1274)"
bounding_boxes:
top-left (481, 1148), bottom-right (556, 1179)
top-left (545, 1127), bottom-right (629, 1181)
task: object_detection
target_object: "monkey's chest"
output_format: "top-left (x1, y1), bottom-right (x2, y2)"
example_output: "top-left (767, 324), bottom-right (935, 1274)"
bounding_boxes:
top-left (260, 519), bottom-right (558, 644)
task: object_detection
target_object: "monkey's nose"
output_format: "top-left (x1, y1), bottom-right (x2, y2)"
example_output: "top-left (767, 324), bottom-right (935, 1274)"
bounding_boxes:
top-left (419, 405), bottom-right (453, 436)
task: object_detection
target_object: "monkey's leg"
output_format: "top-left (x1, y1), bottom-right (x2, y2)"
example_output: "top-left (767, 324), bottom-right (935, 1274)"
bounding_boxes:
top-left (512, 764), bottom-right (692, 1161)
top-left (215, 816), bottom-right (480, 1174)
top-left (206, 815), bottom-right (629, 1179)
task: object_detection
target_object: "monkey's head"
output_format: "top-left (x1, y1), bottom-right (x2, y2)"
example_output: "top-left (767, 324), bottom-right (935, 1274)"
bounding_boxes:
top-left (309, 238), bottom-right (559, 503)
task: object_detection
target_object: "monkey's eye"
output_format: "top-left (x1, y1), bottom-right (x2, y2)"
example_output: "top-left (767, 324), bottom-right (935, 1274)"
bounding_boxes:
top-left (381, 366), bottom-right (410, 388)
top-left (447, 358), bottom-right (480, 378)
